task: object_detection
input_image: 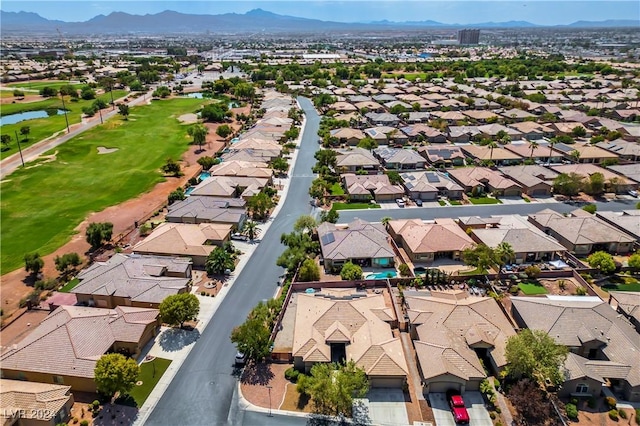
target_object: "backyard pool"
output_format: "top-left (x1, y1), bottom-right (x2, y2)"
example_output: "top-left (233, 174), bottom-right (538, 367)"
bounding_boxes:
top-left (185, 186), bottom-right (195, 196)
top-left (365, 271), bottom-right (397, 280)
top-left (199, 171), bottom-right (211, 181)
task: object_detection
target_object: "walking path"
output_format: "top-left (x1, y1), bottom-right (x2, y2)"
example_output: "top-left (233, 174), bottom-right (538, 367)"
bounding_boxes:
top-left (133, 113), bottom-right (308, 426)
top-left (489, 376), bottom-right (514, 426)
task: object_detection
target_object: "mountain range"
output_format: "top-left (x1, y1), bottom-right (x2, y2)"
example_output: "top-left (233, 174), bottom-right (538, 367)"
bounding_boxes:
top-left (1, 9), bottom-right (638, 35)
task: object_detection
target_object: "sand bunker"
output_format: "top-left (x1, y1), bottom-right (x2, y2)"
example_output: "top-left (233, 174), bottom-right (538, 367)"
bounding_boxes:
top-left (97, 146), bottom-right (119, 154)
top-left (178, 113), bottom-right (199, 124)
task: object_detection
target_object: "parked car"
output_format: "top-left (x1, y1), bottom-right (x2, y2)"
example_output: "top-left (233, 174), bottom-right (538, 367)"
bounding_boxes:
top-left (235, 352), bottom-right (246, 367)
top-left (396, 198), bottom-right (405, 208)
top-left (446, 390), bottom-right (470, 424)
top-left (230, 233), bottom-right (248, 241)
top-left (628, 190), bottom-right (638, 198)
top-left (414, 199), bottom-right (423, 207)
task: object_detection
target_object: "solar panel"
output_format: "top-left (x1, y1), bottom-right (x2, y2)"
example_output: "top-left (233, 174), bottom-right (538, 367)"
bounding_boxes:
top-left (426, 172), bottom-right (440, 183)
top-left (406, 175), bottom-right (416, 181)
top-left (554, 143), bottom-right (573, 153)
top-left (321, 232), bottom-right (335, 245)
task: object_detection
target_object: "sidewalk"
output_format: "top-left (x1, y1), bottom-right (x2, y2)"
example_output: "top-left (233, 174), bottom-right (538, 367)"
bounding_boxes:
top-left (133, 108), bottom-right (308, 426)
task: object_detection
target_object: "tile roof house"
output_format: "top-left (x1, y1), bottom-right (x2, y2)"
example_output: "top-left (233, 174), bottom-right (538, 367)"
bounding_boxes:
top-left (550, 164), bottom-right (635, 193)
top-left (507, 121), bottom-right (555, 140)
top-left (330, 128), bottom-right (366, 146)
top-left (528, 209), bottom-right (635, 255)
top-left (166, 196), bottom-right (247, 229)
top-left (607, 291), bottom-right (640, 332)
top-left (417, 146), bottom-right (465, 168)
top-left (406, 292), bottom-right (515, 393)
top-left (498, 165), bottom-right (558, 197)
top-left (208, 160), bottom-right (273, 180)
top-left (467, 215), bottom-right (567, 263)
top-left (1, 306), bottom-right (160, 393)
top-left (133, 222), bottom-right (232, 266)
top-left (460, 145), bottom-right (523, 166)
top-left (373, 147), bottom-right (426, 170)
top-left (448, 167), bottom-right (523, 197)
top-left (388, 218), bottom-right (475, 263)
top-left (189, 176), bottom-right (270, 199)
top-left (608, 164), bottom-right (640, 184)
top-left (272, 288), bottom-right (408, 388)
top-left (318, 220), bottom-right (396, 273)
top-left (342, 174), bottom-right (405, 202)
top-left (0, 379), bottom-right (74, 426)
top-left (447, 126), bottom-right (481, 143)
top-left (335, 148), bottom-right (381, 173)
top-left (596, 139), bottom-right (640, 162)
top-left (73, 253), bottom-right (192, 308)
top-left (555, 143), bottom-right (619, 164)
top-left (596, 210), bottom-right (640, 241)
top-left (365, 112), bottom-right (401, 126)
top-left (510, 297), bottom-right (640, 402)
top-left (400, 124), bottom-right (447, 143)
top-left (503, 141), bottom-right (564, 164)
top-left (401, 171), bottom-right (464, 200)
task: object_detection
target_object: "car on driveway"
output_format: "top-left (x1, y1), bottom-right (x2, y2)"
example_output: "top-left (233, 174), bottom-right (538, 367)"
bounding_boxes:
top-left (234, 352), bottom-right (246, 367)
top-left (447, 390), bottom-right (470, 424)
top-left (396, 198), bottom-right (405, 208)
top-left (414, 199), bottom-right (423, 207)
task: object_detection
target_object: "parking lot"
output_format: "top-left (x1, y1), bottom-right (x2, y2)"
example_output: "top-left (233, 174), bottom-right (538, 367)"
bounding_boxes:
top-left (428, 392), bottom-right (493, 426)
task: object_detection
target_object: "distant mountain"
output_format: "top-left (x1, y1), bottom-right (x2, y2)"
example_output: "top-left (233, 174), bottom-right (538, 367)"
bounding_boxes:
top-left (566, 19), bottom-right (640, 28)
top-left (0, 9), bottom-right (636, 35)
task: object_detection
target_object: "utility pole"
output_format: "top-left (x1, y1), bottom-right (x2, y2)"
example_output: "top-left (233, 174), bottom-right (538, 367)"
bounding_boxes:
top-left (110, 82), bottom-right (115, 110)
top-left (266, 385), bottom-right (272, 417)
top-left (60, 92), bottom-right (70, 133)
top-left (98, 107), bottom-right (103, 124)
top-left (14, 130), bottom-right (24, 167)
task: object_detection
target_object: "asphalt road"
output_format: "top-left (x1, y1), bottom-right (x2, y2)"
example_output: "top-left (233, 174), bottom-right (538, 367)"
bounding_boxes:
top-left (144, 97), bottom-right (321, 426)
top-left (338, 198), bottom-right (638, 223)
top-left (0, 90), bottom-right (152, 179)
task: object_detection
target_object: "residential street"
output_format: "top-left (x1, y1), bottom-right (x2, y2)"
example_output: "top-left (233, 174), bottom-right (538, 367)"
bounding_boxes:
top-left (338, 199), bottom-right (638, 223)
top-left (144, 97), bottom-right (321, 426)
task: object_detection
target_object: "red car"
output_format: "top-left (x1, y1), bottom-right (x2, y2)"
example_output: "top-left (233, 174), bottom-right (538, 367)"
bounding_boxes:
top-left (447, 390), bottom-right (470, 424)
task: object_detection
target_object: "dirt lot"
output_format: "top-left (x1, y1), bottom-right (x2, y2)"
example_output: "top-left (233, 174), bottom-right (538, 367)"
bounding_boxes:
top-left (240, 362), bottom-right (292, 410)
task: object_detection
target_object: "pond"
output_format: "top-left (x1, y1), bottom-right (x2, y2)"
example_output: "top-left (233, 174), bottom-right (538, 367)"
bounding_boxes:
top-left (1, 109), bottom-right (67, 126)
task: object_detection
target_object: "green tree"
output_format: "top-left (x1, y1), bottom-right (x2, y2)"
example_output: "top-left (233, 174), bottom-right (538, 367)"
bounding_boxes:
top-left (159, 293), bottom-right (200, 328)
top-left (340, 261), bottom-right (363, 280)
top-left (168, 187), bottom-right (186, 205)
top-left (230, 315), bottom-right (271, 362)
top-left (242, 220), bottom-right (261, 241)
top-left (385, 170), bottom-right (403, 185)
top-left (152, 86), bottom-right (171, 98)
top-left (117, 104), bottom-right (130, 120)
top-left (293, 215), bottom-right (317, 233)
top-left (94, 353), bottom-right (139, 399)
top-left (399, 263), bottom-right (411, 277)
top-left (246, 192), bottom-right (274, 220)
top-left (320, 209), bottom-right (339, 224)
top-left (297, 361), bottom-right (369, 416)
top-left (19, 126), bottom-right (30, 141)
top-left (587, 251), bottom-right (616, 275)
top-left (553, 173), bottom-right (583, 197)
top-left (270, 157), bottom-right (289, 175)
top-left (24, 252), bottom-right (44, 277)
top-left (81, 86), bottom-right (96, 100)
top-left (188, 124), bottom-right (209, 151)
top-left (215, 124), bottom-right (232, 140)
top-left (628, 253), bottom-right (640, 272)
top-left (572, 126), bottom-right (587, 138)
top-left (528, 140), bottom-right (539, 161)
top-left (462, 244), bottom-right (495, 273)
top-left (197, 156), bottom-right (217, 170)
top-left (584, 172), bottom-right (605, 196)
top-left (85, 222), bottom-right (114, 250)
top-left (314, 149), bottom-right (338, 171)
top-left (162, 158), bottom-right (182, 177)
top-left (206, 246), bottom-right (236, 275)
top-left (1, 134), bottom-right (11, 151)
top-left (357, 136), bottom-right (378, 151)
top-left (381, 216), bottom-right (392, 227)
top-left (54, 252), bottom-right (81, 279)
top-left (495, 242), bottom-right (515, 275)
top-left (233, 82), bottom-right (255, 100)
top-left (200, 104), bottom-right (228, 122)
top-left (39, 86), bottom-right (58, 97)
top-left (298, 258), bottom-right (321, 282)
top-left (505, 329), bottom-right (568, 387)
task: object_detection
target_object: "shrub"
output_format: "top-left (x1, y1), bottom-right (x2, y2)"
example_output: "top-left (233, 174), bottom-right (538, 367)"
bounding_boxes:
top-left (92, 400), bottom-right (100, 409)
top-left (398, 263), bottom-right (411, 277)
top-left (609, 409), bottom-right (619, 421)
top-left (570, 398), bottom-right (578, 405)
top-left (490, 412), bottom-right (496, 420)
top-left (558, 279), bottom-right (566, 290)
top-left (606, 396), bottom-right (618, 409)
top-left (509, 286), bottom-right (520, 295)
top-left (524, 265), bottom-right (541, 279)
top-left (575, 287), bottom-right (587, 296)
top-left (582, 204), bottom-right (597, 214)
top-left (80, 421), bottom-right (89, 426)
top-left (493, 378), bottom-right (501, 389)
top-left (634, 408), bottom-right (639, 424)
top-left (284, 367), bottom-right (300, 383)
top-left (618, 409), bottom-right (627, 419)
top-left (566, 403), bottom-right (578, 420)
top-left (72, 418), bottom-right (78, 424)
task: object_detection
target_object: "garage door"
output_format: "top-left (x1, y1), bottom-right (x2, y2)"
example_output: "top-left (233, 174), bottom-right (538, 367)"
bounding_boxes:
top-left (427, 381), bottom-right (460, 393)
top-left (531, 188), bottom-right (549, 196)
top-left (370, 377), bottom-right (404, 388)
top-left (504, 189), bottom-right (521, 197)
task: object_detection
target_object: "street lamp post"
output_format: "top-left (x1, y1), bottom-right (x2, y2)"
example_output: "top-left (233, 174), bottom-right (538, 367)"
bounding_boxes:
top-left (266, 385), bottom-right (273, 417)
top-left (14, 130), bottom-right (24, 167)
top-left (60, 92), bottom-right (70, 133)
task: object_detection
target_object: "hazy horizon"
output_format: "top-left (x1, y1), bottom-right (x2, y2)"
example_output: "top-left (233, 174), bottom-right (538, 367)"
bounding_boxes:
top-left (2, 1), bottom-right (639, 26)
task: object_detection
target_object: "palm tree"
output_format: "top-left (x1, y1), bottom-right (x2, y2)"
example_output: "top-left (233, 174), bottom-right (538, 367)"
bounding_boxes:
top-left (495, 242), bottom-right (515, 278)
top-left (547, 138), bottom-right (557, 165)
top-left (487, 141), bottom-right (498, 163)
top-left (528, 140), bottom-right (539, 162)
top-left (381, 216), bottom-right (392, 228)
top-left (569, 150), bottom-right (581, 163)
top-left (242, 220), bottom-right (261, 241)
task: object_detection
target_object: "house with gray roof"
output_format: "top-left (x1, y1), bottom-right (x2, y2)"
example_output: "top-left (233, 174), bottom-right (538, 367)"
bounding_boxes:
top-left (342, 174), bottom-right (404, 202)
top-left (596, 210), bottom-right (640, 242)
top-left (318, 220), bottom-right (395, 273)
top-left (608, 291), bottom-right (640, 332)
top-left (401, 171), bottom-right (464, 200)
top-left (418, 146), bottom-right (465, 168)
top-left (1, 306), bottom-right (159, 393)
top-left (498, 165), bottom-right (558, 197)
top-left (528, 209), bottom-right (635, 255)
top-left (72, 253), bottom-right (192, 308)
top-left (511, 297), bottom-right (640, 402)
top-left (166, 196), bottom-right (246, 229)
top-left (373, 147), bottom-right (426, 170)
top-left (407, 292), bottom-right (515, 393)
top-left (596, 139), bottom-right (640, 162)
top-left (364, 112), bottom-right (400, 126)
top-left (335, 147), bottom-right (380, 173)
top-left (608, 164), bottom-right (640, 184)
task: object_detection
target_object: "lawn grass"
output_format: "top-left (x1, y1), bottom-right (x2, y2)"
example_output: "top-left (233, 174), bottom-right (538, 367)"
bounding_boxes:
top-left (59, 278), bottom-right (80, 293)
top-left (331, 202), bottom-right (381, 211)
top-left (518, 281), bottom-right (549, 295)
top-left (601, 276), bottom-right (640, 292)
top-left (0, 90), bottom-right (128, 160)
top-left (460, 267), bottom-right (488, 276)
top-left (450, 200), bottom-right (462, 205)
top-left (0, 97), bottom-right (204, 273)
top-left (468, 197), bottom-right (502, 205)
top-left (438, 200), bottom-right (446, 206)
top-left (6, 81), bottom-right (85, 91)
top-left (128, 357), bottom-right (172, 407)
top-left (329, 182), bottom-right (344, 196)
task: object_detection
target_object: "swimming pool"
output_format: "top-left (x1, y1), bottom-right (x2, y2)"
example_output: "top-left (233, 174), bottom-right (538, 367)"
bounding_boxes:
top-left (185, 186), bottom-right (195, 196)
top-left (199, 171), bottom-right (211, 181)
top-left (365, 271), bottom-right (397, 280)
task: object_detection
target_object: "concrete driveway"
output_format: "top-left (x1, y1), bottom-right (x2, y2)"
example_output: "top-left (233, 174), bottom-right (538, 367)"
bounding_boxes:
top-left (354, 388), bottom-right (409, 426)
top-left (428, 392), bottom-right (492, 426)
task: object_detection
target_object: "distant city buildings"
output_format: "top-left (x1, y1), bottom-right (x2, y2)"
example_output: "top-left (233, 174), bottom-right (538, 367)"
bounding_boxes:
top-left (458, 29), bottom-right (480, 45)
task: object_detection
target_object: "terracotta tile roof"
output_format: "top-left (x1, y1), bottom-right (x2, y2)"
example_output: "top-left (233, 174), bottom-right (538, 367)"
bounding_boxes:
top-left (0, 379), bottom-right (71, 421)
top-left (389, 218), bottom-right (475, 255)
top-left (318, 220), bottom-right (395, 262)
top-left (1, 306), bottom-right (158, 379)
top-left (133, 222), bottom-right (231, 260)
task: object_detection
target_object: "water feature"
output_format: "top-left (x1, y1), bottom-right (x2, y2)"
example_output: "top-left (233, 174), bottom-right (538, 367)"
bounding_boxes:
top-left (230, 137), bottom-right (239, 144)
top-left (365, 271), bottom-right (398, 280)
top-left (228, 101), bottom-right (239, 109)
top-left (185, 186), bottom-right (196, 196)
top-left (185, 92), bottom-right (204, 99)
top-left (1, 109), bottom-right (67, 126)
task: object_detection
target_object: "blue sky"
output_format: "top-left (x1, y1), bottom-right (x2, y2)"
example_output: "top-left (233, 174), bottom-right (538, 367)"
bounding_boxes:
top-left (2, 1), bottom-right (638, 25)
